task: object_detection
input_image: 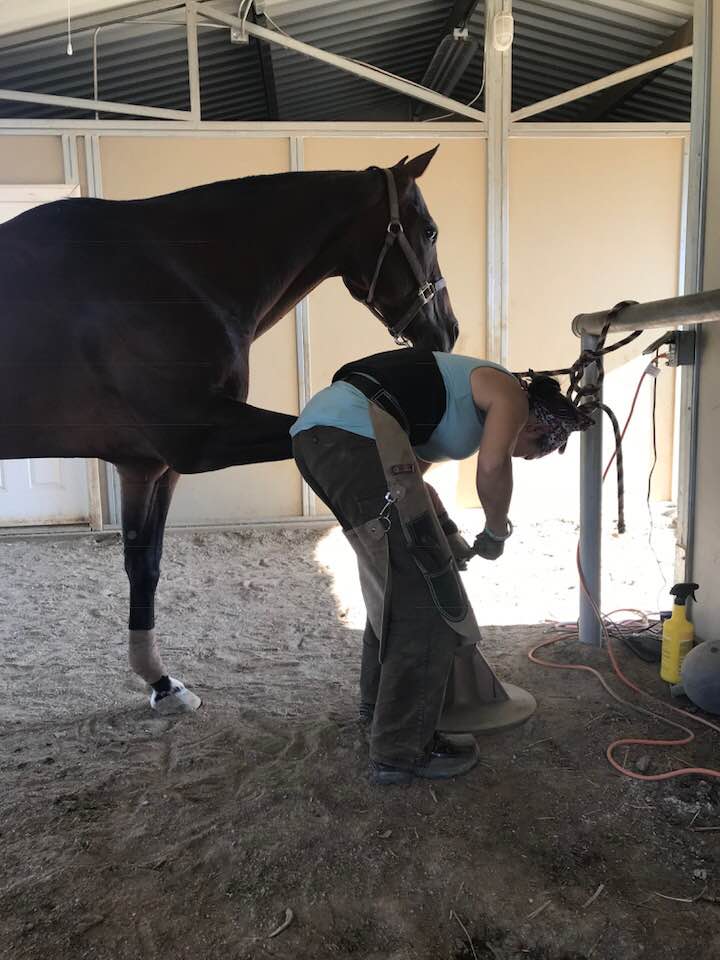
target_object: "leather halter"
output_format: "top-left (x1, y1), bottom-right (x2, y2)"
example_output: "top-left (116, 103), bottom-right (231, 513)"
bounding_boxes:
top-left (362, 167), bottom-right (447, 345)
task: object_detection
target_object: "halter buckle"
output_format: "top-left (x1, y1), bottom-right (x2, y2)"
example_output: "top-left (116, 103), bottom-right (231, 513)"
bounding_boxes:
top-left (418, 281), bottom-right (436, 305)
top-left (387, 221), bottom-right (404, 235)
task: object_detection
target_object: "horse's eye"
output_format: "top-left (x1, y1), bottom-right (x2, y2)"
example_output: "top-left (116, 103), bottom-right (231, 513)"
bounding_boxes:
top-left (425, 227), bottom-right (438, 242)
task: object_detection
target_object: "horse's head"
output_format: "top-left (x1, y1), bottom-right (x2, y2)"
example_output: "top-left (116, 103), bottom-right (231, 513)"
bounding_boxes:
top-left (342, 147), bottom-right (459, 352)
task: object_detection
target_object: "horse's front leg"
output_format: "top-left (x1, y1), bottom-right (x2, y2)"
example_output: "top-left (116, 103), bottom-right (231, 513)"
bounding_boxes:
top-left (117, 462), bottom-right (201, 714)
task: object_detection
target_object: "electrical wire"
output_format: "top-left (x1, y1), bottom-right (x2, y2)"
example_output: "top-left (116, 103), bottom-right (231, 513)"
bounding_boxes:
top-left (263, 11), bottom-right (290, 37)
top-left (240, 0), bottom-right (254, 35)
top-left (529, 358), bottom-right (720, 783)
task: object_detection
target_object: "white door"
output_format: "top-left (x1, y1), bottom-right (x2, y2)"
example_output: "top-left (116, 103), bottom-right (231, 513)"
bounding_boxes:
top-left (0, 183), bottom-right (91, 527)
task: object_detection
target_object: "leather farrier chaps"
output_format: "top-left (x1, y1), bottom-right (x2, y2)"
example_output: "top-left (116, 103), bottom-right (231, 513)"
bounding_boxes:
top-left (344, 400), bottom-right (482, 663)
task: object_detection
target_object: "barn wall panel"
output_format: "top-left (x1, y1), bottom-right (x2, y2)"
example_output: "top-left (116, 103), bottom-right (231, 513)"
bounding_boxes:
top-left (0, 135), bottom-right (64, 183)
top-left (508, 136), bottom-right (684, 523)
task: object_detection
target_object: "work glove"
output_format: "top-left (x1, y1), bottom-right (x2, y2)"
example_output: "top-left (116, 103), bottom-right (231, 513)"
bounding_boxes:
top-left (472, 530), bottom-right (505, 562)
top-left (473, 520), bottom-right (512, 560)
top-left (437, 511), bottom-right (474, 571)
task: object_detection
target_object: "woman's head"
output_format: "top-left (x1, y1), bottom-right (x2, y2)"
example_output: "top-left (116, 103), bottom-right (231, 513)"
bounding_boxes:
top-left (514, 373), bottom-right (595, 460)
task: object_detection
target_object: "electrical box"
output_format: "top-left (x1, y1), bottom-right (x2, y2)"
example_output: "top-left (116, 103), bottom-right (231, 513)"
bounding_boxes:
top-left (643, 329), bottom-right (696, 367)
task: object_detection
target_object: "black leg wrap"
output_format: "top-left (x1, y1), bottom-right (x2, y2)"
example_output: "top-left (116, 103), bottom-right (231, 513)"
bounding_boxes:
top-left (128, 596), bottom-right (155, 632)
top-left (151, 675), bottom-right (172, 694)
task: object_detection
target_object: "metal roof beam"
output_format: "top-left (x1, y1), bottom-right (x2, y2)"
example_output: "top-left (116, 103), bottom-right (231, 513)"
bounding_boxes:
top-left (199, 2), bottom-right (485, 121)
top-left (511, 42), bottom-right (692, 121)
top-left (579, 17), bottom-right (693, 121)
top-left (0, 87), bottom-right (191, 120)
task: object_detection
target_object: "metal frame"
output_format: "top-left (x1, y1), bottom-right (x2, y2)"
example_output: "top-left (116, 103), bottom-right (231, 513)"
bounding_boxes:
top-left (0, 2), bottom-right (694, 138)
top-left (198, 3), bottom-right (487, 122)
top-left (0, 1), bottom-right (485, 126)
top-left (0, 119), bottom-right (486, 133)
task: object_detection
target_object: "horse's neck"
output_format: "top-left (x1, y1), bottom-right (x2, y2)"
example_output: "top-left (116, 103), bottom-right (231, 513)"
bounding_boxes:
top-left (190, 171), bottom-right (377, 334)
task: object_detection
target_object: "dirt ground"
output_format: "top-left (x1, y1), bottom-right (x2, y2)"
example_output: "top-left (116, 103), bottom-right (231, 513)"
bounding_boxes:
top-left (1, 513), bottom-right (719, 960)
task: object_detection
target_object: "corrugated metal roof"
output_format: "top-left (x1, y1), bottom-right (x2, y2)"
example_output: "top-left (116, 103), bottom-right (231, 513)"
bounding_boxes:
top-left (267, 0), bottom-right (453, 121)
top-left (0, 0), bottom-right (692, 123)
top-left (510, 0), bottom-right (693, 121)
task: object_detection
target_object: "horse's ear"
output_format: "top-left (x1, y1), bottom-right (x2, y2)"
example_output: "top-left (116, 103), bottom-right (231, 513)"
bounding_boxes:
top-left (403, 145), bottom-right (439, 180)
top-left (392, 155), bottom-right (409, 168)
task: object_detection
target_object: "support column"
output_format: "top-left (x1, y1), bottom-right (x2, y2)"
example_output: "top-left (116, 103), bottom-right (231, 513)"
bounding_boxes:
top-left (290, 136), bottom-right (315, 517)
top-left (677, 0), bottom-right (711, 582)
top-left (485, 0), bottom-right (511, 365)
top-left (579, 334), bottom-right (603, 646)
top-left (186, 1), bottom-right (201, 123)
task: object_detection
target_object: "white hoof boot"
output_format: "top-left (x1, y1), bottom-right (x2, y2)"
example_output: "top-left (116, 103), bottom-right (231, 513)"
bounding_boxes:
top-left (150, 677), bottom-right (202, 715)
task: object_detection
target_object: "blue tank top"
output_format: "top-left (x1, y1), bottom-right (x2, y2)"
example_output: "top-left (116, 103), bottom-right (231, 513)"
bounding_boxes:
top-left (290, 352), bottom-right (514, 463)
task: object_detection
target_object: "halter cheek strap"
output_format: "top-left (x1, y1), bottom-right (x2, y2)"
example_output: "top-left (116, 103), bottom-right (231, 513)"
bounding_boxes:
top-left (364, 168), bottom-right (447, 343)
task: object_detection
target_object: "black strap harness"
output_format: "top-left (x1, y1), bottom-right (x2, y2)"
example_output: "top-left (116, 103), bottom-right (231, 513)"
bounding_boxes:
top-left (362, 167), bottom-right (447, 345)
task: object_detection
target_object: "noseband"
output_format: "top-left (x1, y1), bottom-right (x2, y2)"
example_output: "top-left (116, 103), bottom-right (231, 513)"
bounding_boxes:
top-left (363, 167), bottom-right (447, 345)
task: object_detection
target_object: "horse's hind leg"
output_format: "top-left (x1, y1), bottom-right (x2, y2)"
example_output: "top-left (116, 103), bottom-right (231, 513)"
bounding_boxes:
top-left (167, 399), bottom-right (297, 473)
top-left (118, 462), bottom-right (200, 714)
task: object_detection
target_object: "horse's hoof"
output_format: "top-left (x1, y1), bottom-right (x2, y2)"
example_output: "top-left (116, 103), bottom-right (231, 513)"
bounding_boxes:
top-left (150, 677), bottom-right (202, 715)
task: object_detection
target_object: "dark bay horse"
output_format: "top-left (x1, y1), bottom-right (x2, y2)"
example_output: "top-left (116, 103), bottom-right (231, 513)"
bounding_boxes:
top-left (0, 147), bottom-right (458, 712)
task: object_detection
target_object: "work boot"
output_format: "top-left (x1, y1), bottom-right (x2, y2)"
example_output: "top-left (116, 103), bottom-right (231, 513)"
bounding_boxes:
top-left (368, 733), bottom-right (479, 786)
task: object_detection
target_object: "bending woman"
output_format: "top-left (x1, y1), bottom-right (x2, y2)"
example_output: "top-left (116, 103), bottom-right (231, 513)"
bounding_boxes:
top-left (291, 349), bottom-right (592, 786)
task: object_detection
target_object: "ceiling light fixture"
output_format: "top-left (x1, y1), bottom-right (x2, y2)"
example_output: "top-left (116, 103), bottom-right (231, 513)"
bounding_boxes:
top-left (413, 27), bottom-right (478, 117)
top-left (492, 12), bottom-right (514, 52)
top-left (66, 0), bottom-right (74, 55)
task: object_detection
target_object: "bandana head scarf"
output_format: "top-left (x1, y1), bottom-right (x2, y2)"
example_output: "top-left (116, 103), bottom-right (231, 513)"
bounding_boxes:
top-left (521, 374), bottom-right (596, 456)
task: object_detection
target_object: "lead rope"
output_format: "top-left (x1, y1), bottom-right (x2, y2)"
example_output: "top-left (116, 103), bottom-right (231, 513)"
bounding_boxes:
top-left (515, 301), bottom-right (643, 534)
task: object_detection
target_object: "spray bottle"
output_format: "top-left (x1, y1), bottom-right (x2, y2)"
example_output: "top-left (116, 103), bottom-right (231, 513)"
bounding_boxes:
top-left (660, 583), bottom-right (699, 684)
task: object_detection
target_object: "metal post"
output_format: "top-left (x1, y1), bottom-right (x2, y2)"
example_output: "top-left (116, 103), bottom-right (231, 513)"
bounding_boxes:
top-left (186, 1), bottom-right (201, 123)
top-left (290, 135), bottom-right (315, 517)
top-left (485, 0), bottom-right (511, 365)
top-left (677, 0), bottom-right (712, 584)
top-left (579, 333), bottom-right (603, 646)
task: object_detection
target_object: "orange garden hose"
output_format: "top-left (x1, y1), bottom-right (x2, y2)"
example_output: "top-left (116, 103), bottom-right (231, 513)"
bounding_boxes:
top-left (528, 359), bottom-right (720, 782)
